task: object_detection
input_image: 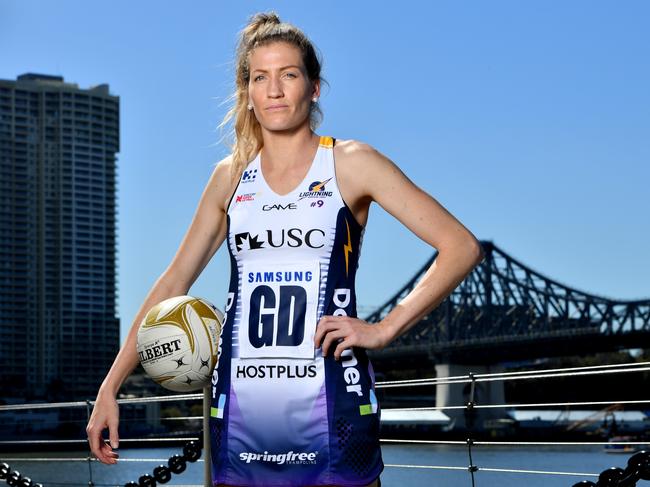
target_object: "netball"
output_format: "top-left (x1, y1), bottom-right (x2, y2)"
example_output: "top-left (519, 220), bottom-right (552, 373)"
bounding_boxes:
top-left (136, 295), bottom-right (224, 392)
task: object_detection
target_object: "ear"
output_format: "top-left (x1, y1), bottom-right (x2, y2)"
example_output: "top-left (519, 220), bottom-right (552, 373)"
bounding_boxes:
top-left (312, 79), bottom-right (321, 99)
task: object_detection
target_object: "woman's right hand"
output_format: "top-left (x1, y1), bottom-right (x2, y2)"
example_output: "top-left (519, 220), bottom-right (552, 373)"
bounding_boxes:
top-left (86, 390), bottom-right (120, 464)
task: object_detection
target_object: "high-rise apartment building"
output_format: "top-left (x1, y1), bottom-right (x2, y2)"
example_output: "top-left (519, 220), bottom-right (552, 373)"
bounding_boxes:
top-left (0, 73), bottom-right (120, 399)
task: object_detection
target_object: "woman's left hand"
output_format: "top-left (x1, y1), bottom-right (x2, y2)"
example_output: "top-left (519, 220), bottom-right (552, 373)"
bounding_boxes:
top-left (314, 316), bottom-right (390, 360)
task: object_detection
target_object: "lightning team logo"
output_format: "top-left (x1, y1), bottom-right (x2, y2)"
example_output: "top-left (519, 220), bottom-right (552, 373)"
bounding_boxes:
top-left (298, 178), bottom-right (334, 200)
top-left (308, 179), bottom-right (331, 192)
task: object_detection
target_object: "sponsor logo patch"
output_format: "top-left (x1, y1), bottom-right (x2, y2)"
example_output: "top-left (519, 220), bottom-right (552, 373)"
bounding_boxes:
top-left (330, 287), bottom-right (376, 414)
top-left (234, 228), bottom-right (326, 252)
top-left (241, 169), bottom-right (257, 183)
top-left (235, 192), bottom-right (256, 203)
top-left (247, 270), bottom-right (313, 283)
top-left (234, 232), bottom-right (265, 252)
top-left (239, 450), bottom-right (319, 465)
top-left (262, 202), bottom-right (297, 211)
top-left (235, 364), bottom-right (317, 379)
top-left (298, 178), bottom-right (333, 200)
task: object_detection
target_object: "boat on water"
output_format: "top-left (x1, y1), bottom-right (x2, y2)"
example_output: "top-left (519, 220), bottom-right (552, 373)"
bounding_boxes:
top-left (604, 435), bottom-right (649, 454)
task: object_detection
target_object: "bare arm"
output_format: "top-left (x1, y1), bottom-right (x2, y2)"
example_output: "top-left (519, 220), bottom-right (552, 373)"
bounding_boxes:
top-left (316, 142), bottom-right (484, 358)
top-left (361, 143), bottom-right (484, 344)
top-left (86, 157), bottom-right (235, 463)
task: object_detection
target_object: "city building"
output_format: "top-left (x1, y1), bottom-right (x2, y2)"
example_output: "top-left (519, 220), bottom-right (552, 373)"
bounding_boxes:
top-left (0, 73), bottom-right (120, 400)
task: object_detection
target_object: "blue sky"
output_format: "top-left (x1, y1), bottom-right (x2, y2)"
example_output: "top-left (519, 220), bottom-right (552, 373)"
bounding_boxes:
top-left (1, 1), bottom-right (648, 342)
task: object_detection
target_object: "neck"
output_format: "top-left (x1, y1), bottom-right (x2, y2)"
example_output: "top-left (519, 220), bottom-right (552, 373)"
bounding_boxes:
top-left (260, 126), bottom-right (320, 170)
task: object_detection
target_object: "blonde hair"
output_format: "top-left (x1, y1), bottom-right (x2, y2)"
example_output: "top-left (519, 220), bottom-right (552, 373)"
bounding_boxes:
top-left (218, 11), bottom-right (325, 180)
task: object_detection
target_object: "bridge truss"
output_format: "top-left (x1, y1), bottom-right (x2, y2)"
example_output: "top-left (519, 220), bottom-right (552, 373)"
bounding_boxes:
top-left (365, 241), bottom-right (650, 364)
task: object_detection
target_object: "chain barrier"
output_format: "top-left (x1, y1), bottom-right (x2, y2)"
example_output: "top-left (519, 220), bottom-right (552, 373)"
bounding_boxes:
top-left (0, 461), bottom-right (43, 487)
top-left (0, 436), bottom-right (203, 487)
top-left (122, 435), bottom-right (203, 487)
top-left (570, 450), bottom-right (650, 487)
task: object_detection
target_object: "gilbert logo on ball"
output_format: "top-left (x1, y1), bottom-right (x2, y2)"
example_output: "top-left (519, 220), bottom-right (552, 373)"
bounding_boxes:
top-left (136, 295), bottom-right (224, 392)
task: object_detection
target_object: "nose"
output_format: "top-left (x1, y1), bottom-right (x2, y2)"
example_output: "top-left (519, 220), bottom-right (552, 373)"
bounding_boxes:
top-left (267, 74), bottom-right (284, 98)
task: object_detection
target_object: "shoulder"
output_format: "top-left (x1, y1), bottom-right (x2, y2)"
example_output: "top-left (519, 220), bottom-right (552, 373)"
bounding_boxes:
top-left (214, 153), bottom-right (235, 177)
top-left (334, 138), bottom-right (381, 161)
top-left (206, 154), bottom-right (239, 211)
top-left (334, 138), bottom-right (398, 172)
top-left (333, 138), bottom-right (408, 196)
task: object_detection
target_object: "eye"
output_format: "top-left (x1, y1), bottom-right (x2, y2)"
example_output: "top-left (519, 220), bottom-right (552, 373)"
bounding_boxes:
top-left (253, 75), bottom-right (265, 82)
top-left (284, 72), bottom-right (298, 79)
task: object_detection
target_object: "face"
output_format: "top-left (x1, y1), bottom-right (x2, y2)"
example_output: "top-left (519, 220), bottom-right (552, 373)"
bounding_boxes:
top-left (247, 41), bottom-right (319, 133)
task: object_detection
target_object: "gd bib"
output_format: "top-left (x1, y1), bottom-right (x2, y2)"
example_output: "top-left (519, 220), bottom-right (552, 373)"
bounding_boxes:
top-left (239, 261), bottom-right (320, 359)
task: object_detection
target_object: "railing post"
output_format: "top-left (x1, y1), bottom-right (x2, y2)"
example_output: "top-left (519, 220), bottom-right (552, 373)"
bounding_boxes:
top-left (85, 399), bottom-right (95, 487)
top-left (465, 372), bottom-right (477, 487)
top-left (203, 386), bottom-right (211, 487)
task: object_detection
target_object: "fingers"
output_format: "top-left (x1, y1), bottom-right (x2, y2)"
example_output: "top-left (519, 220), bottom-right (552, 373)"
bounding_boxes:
top-left (86, 404), bottom-right (120, 465)
top-left (99, 440), bottom-right (119, 464)
top-left (86, 424), bottom-right (101, 461)
top-left (321, 329), bottom-right (347, 357)
top-left (313, 317), bottom-right (330, 348)
top-left (315, 315), bottom-right (387, 360)
top-left (102, 418), bottom-right (120, 464)
top-left (108, 418), bottom-right (120, 451)
top-left (315, 316), bottom-right (347, 352)
top-left (315, 316), bottom-right (357, 359)
top-left (314, 315), bottom-right (346, 348)
top-left (333, 338), bottom-right (352, 360)
top-left (87, 425), bottom-right (115, 464)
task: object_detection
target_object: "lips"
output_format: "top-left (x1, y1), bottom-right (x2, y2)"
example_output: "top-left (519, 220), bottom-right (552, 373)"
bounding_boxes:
top-left (266, 105), bottom-right (288, 110)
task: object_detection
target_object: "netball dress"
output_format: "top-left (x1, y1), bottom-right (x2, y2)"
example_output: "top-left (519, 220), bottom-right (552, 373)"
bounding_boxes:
top-left (209, 135), bottom-right (383, 486)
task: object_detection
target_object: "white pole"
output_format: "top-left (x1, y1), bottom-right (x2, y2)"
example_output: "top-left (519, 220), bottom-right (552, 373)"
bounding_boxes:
top-left (203, 386), bottom-right (211, 486)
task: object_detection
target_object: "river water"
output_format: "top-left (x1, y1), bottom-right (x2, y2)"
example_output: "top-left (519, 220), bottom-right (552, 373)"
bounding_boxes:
top-left (1, 444), bottom-right (626, 486)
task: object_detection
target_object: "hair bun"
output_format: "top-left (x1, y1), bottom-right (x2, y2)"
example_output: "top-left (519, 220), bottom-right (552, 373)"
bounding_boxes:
top-left (252, 11), bottom-right (281, 25)
top-left (238, 11), bottom-right (282, 49)
top-left (247, 11), bottom-right (281, 33)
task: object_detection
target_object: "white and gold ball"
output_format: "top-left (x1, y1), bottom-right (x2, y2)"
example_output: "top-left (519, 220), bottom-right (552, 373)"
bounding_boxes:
top-left (136, 295), bottom-right (223, 392)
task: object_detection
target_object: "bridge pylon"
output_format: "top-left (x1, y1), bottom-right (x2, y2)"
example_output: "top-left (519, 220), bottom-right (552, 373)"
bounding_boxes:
top-left (435, 363), bottom-right (508, 431)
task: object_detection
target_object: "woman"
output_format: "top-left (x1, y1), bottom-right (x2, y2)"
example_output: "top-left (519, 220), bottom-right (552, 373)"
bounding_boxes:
top-left (87, 11), bottom-right (484, 487)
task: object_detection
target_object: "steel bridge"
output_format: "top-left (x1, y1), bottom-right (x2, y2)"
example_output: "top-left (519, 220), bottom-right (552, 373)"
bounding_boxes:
top-left (366, 241), bottom-right (650, 366)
